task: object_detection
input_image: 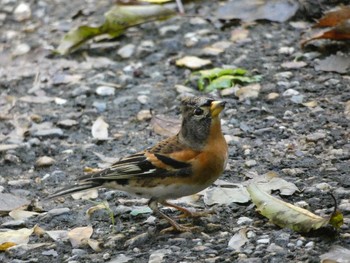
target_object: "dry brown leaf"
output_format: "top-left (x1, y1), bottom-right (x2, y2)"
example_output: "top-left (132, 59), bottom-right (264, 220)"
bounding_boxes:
top-left (9, 209), bottom-right (39, 220)
top-left (87, 238), bottom-right (103, 252)
top-left (68, 226), bottom-right (93, 248)
top-left (344, 100), bottom-right (350, 119)
top-left (0, 227), bottom-right (34, 251)
top-left (315, 6), bottom-right (350, 27)
top-left (151, 114), bottom-right (180, 137)
top-left (86, 201), bottom-right (110, 218)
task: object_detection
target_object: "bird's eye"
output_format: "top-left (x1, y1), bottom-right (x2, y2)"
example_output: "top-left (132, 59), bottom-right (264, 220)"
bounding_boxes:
top-left (194, 108), bottom-right (204, 115)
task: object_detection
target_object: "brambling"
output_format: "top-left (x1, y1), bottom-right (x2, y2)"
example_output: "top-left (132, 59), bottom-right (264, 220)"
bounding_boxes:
top-left (50, 96), bottom-right (228, 232)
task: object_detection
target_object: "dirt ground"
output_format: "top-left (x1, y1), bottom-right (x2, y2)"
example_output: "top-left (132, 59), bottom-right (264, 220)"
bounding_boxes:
top-left (0, 0), bottom-right (349, 262)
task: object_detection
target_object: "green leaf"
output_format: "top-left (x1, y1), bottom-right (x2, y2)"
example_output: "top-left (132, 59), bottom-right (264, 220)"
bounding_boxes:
top-left (56, 4), bottom-right (176, 55)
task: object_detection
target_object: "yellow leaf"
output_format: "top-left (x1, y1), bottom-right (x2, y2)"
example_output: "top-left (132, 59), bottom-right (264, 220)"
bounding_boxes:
top-left (247, 183), bottom-right (342, 232)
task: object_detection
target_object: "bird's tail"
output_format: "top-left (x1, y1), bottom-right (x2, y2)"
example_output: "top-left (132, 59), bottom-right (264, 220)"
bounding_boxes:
top-left (48, 181), bottom-right (100, 199)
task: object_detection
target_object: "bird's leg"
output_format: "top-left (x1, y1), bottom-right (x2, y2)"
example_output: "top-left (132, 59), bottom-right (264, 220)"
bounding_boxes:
top-left (161, 200), bottom-right (215, 218)
top-left (148, 199), bottom-right (200, 233)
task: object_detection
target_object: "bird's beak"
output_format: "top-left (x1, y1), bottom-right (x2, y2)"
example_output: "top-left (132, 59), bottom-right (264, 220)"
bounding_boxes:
top-left (210, 100), bottom-right (226, 117)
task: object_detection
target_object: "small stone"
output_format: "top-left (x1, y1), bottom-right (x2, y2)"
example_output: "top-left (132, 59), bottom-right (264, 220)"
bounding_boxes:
top-left (296, 240), bottom-right (303, 247)
top-left (257, 238), bottom-right (270, 244)
top-left (4, 153), bottom-right (20, 163)
top-left (315, 182), bottom-right (331, 191)
top-left (190, 17), bottom-right (207, 25)
top-left (266, 92), bottom-right (279, 100)
top-left (290, 94), bottom-right (304, 104)
top-left (176, 56), bottom-right (211, 69)
top-left (305, 241), bottom-right (315, 248)
top-left (71, 86), bottom-right (91, 97)
top-left (46, 208), bottom-right (70, 217)
top-left (117, 44), bottom-right (135, 59)
top-left (96, 86), bottom-right (115, 96)
top-left (93, 101), bottom-right (107, 112)
top-left (246, 231), bottom-right (256, 239)
top-left (267, 243), bottom-right (284, 253)
top-left (124, 232), bottom-right (149, 247)
top-left (175, 84), bottom-right (195, 95)
top-left (221, 86), bottom-right (239, 97)
top-left (33, 128), bottom-right (64, 138)
top-left (107, 254), bottom-right (133, 263)
top-left (148, 249), bottom-right (171, 263)
top-left (281, 61), bottom-right (307, 69)
top-left (12, 43), bottom-right (31, 56)
top-left (14, 3), bottom-right (31, 21)
top-left (282, 89), bottom-right (299, 97)
top-left (159, 25), bottom-right (180, 36)
top-left (35, 156), bottom-right (56, 167)
top-left (137, 95), bottom-right (149, 104)
top-left (57, 119), bottom-right (78, 128)
top-left (137, 110), bottom-right (152, 121)
top-left (245, 160), bottom-right (257, 167)
top-left (274, 71), bottom-right (293, 80)
top-left (278, 47), bottom-right (295, 55)
top-left (237, 217), bottom-right (253, 225)
top-left (306, 131), bottom-right (327, 142)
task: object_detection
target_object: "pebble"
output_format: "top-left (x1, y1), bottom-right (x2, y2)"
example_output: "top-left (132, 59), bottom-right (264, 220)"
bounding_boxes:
top-left (124, 232), bottom-right (149, 247)
top-left (93, 101), bottom-right (107, 112)
top-left (46, 207), bottom-right (70, 217)
top-left (237, 216), bottom-right (253, 225)
top-left (296, 240), bottom-right (303, 247)
top-left (4, 153), bottom-right (20, 163)
top-left (148, 249), bottom-right (171, 263)
top-left (137, 110), bottom-right (152, 121)
top-left (8, 179), bottom-right (32, 187)
top-left (96, 86), bottom-right (115, 96)
top-left (257, 238), bottom-right (270, 244)
top-left (246, 231), bottom-right (256, 239)
top-left (189, 17), bottom-right (208, 25)
top-left (137, 95), bottom-right (149, 104)
top-left (306, 131), bottom-right (326, 142)
top-left (274, 71), bottom-right (293, 80)
top-left (245, 160), bottom-right (257, 167)
top-left (267, 243), bottom-right (284, 253)
top-left (57, 119), bottom-right (78, 128)
top-left (159, 25), bottom-right (180, 36)
top-left (184, 32), bottom-right (199, 47)
top-left (117, 44), bottom-right (135, 59)
top-left (12, 43), bottom-right (31, 56)
top-left (71, 86), bottom-right (91, 97)
top-left (35, 156), bottom-right (55, 167)
top-left (33, 128), bottom-right (64, 138)
top-left (14, 2), bottom-right (31, 21)
top-left (290, 94), bottom-right (304, 104)
top-left (305, 241), bottom-right (315, 248)
top-left (106, 254), bottom-right (133, 263)
top-left (315, 182), bottom-right (331, 191)
top-left (175, 84), bottom-right (195, 95)
top-left (278, 47), bottom-right (295, 55)
top-left (266, 92), bottom-right (279, 100)
top-left (274, 232), bottom-right (290, 246)
top-left (75, 95), bottom-right (87, 107)
top-left (282, 88), bottom-right (299, 97)
top-left (137, 40), bottom-right (155, 57)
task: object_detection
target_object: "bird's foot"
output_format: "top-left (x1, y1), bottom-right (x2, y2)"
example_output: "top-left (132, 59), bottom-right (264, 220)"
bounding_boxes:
top-left (160, 223), bottom-right (201, 234)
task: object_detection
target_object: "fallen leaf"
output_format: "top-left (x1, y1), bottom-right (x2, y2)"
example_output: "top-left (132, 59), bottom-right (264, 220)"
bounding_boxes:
top-left (302, 100), bottom-right (318, 108)
top-left (315, 54), bottom-right (350, 73)
top-left (247, 182), bottom-right (343, 232)
top-left (86, 201), bottom-right (110, 218)
top-left (87, 238), bottom-right (102, 252)
top-left (320, 245), bottom-right (350, 263)
top-left (9, 210), bottom-right (39, 220)
top-left (68, 226), bottom-right (93, 248)
top-left (216, 0), bottom-right (299, 22)
top-left (176, 56), bottom-right (212, 69)
top-left (315, 6), bottom-right (350, 27)
top-left (230, 28), bottom-right (249, 42)
top-left (57, 4), bottom-right (176, 55)
top-left (46, 230), bottom-right (69, 242)
top-left (151, 114), bottom-right (180, 137)
top-left (0, 227), bottom-right (34, 251)
top-left (301, 20), bottom-right (350, 47)
top-left (203, 184), bottom-right (250, 205)
top-left (91, 117), bottom-right (109, 140)
top-left (228, 228), bottom-right (248, 251)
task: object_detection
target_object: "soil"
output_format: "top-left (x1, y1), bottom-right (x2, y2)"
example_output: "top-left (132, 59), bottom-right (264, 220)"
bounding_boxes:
top-left (0, 0), bottom-right (349, 262)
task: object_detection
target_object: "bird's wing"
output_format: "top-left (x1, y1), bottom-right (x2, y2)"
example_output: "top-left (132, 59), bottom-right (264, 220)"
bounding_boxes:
top-left (79, 136), bottom-right (199, 182)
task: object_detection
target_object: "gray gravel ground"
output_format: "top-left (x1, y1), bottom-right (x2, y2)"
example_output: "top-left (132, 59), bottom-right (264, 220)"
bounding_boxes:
top-left (0, 0), bottom-right (349, 262)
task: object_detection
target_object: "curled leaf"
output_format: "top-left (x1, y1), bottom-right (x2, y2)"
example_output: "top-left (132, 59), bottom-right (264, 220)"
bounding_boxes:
top-left (247, 183), bottom-right (343, 232)
top-left (57, 4), bottom-right (176, 55)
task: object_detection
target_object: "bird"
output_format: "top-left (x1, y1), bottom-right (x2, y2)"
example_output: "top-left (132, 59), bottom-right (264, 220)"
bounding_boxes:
top-left (50, 96), bottom-right (228, 232)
